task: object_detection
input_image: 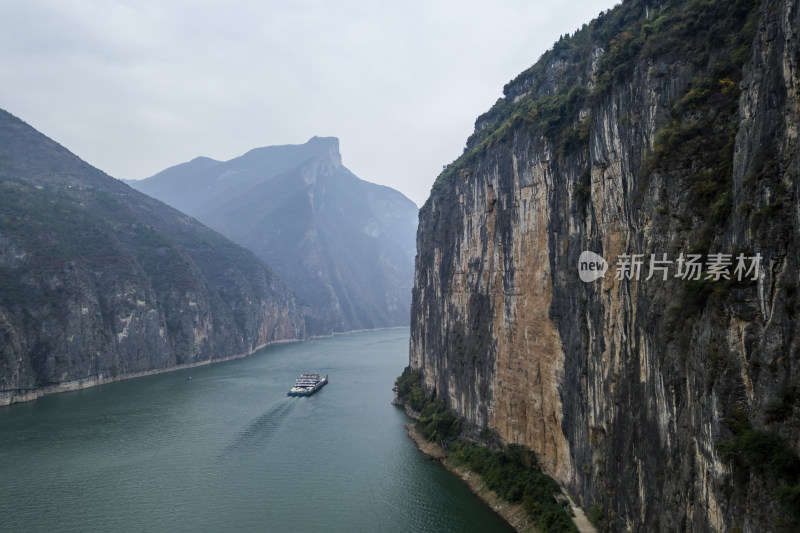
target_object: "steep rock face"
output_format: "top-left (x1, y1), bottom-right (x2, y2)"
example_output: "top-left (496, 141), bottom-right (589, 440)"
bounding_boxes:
top-left (411, 1), bottom-right (800, 531)
top-left (130, 137), bottom-right (418, 336)
top-left (0, 109), bottom-right (305, 405)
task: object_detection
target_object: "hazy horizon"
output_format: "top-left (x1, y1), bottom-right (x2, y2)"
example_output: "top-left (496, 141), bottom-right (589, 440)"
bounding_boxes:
top-left (1, 1), bottom-right (619, 206)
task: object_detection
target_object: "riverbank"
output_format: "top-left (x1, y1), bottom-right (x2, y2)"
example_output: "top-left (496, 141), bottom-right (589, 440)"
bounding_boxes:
top-left (0, 336), bottom-right (299, 407)
top-left (1, 326), bottom-right (411, 407)
top-left (405, 420), bottom-right (597, 533)
top-left (406, 423), bottom-right (537, 532)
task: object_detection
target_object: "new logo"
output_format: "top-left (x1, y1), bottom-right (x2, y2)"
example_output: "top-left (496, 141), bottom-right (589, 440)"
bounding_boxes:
top-left (578, 251), bottom-right (608, 282)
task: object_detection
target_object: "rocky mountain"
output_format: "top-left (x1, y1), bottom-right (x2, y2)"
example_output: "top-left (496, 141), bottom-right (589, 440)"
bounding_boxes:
top-left (0, 109), bottom-right (305, 405)
top-left (410, 0), bottom-right (800, 531)
top-left (129, 137), bottom-right (418, 336)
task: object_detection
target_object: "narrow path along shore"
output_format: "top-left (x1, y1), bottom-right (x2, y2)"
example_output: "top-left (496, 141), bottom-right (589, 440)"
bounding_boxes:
top-left (566, 499), bottom-right (596, 533)
top-left (405, 423), bottom-right (597, 533)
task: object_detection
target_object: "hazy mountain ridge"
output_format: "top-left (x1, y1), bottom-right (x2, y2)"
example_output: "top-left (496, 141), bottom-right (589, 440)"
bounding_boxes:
top-left (0, 109), bottom-right (305, 404)
top-left (130, 137), bottom-right (418, 336)
top-left (131, 136), bottom-right (342, 218)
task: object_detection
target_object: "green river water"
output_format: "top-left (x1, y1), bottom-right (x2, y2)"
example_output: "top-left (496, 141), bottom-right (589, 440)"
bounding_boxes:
top-left (0, 328), bottom-right (514, 532)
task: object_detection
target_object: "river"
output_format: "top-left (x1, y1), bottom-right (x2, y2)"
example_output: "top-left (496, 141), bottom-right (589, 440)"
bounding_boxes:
top-left (0, 328), bottom-right (513, 532)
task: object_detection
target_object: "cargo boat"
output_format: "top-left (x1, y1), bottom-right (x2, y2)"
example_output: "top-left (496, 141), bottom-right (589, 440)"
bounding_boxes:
top-left (287, 373), bottom-right (328, 397)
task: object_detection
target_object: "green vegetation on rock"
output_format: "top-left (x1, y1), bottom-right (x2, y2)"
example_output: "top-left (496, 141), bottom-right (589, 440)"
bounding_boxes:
top-left (396, 367), bottom-right (460, 442)
top-left (425, 0), bottom-right (760, 212)
top-left (716, 406), bottom-right (800, 529)
top-left (414, 0), bottom-right (800, 530)
top-left (396, 367), bottom-right (577, 532)
top-left (447, 441), bottom-right (578, 533)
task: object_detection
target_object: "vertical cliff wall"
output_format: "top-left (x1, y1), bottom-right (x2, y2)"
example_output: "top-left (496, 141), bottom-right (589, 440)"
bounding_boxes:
top-left (411, 0), bottom-right (800, 530)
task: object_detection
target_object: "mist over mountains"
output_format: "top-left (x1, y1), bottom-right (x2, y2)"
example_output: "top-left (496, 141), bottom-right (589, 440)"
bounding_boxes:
top-left (129, 137), bottom-right (418, 336)
top-left (0, 109), bottom-right (305, 404)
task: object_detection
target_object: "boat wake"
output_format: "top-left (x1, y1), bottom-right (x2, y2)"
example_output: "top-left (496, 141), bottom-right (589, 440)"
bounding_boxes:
top-left (224, 400), bottom-right (297, 454)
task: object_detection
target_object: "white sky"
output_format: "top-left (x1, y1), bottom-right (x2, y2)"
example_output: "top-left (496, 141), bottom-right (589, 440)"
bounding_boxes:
top-left (1, 1), bottom-right (619, 206)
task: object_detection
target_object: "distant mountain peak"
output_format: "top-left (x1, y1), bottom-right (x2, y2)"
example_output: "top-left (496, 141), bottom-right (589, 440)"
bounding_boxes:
top-left (129, 136), bottom-right (418, 336)
top-left (189, 156), bottom-right (220, 164)
top-left (305, 136), bottom-right (342, 168)
top-left (307, 135), bottom-right (338, 146)
top-left (240, 136), bottom-right (342, 169)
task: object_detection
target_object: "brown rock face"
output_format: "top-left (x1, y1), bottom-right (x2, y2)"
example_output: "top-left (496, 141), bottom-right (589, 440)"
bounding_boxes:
top-left (411, 1), bottom-right (800, 530)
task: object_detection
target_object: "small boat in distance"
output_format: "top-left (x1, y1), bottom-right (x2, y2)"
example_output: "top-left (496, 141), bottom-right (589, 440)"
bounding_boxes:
top-left (287, 373), bottom-right (328, 397)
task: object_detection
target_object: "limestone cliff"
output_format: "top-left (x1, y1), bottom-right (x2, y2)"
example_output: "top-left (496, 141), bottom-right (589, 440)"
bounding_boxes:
top-left (411, 0), bottom-right (800, 530)
top-left (0, 109), bottom-right (305, 405)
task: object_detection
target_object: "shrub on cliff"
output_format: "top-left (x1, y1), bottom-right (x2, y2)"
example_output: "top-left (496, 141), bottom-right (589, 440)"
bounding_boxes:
top-left (448, 440), bottom-right (578, 533)
top-left (396, 367), bottom-right (460, 441)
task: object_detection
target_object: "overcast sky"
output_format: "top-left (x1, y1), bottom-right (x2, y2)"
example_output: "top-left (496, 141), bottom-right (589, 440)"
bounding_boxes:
top-left (1, 1), bottom-right (619, 206)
